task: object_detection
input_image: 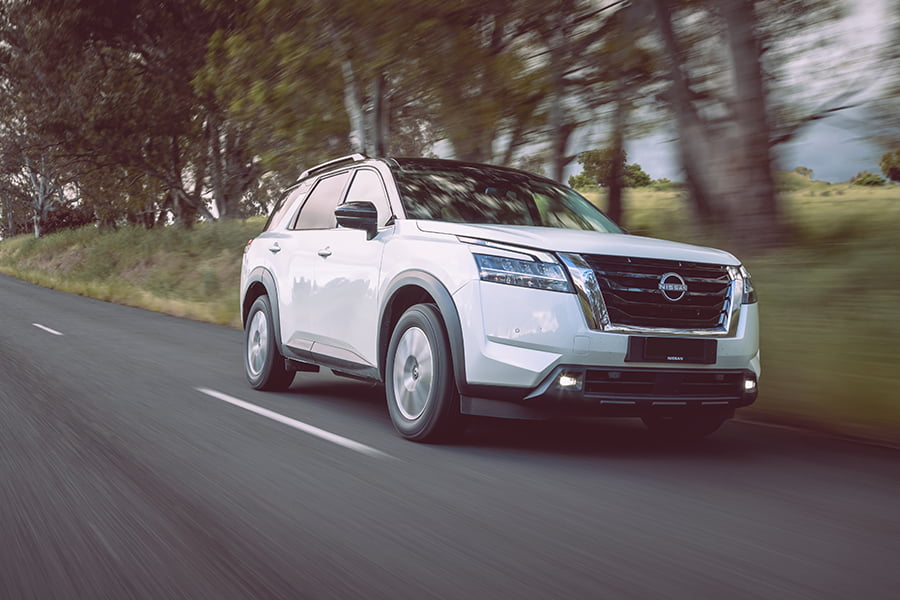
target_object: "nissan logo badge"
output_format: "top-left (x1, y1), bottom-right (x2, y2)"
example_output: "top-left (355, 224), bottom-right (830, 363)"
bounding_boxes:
top-left (658, 272), bottom-right (688, 302)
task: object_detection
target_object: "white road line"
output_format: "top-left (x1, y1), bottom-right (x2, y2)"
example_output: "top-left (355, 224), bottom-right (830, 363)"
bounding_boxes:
top-left (195, 387), bottom-right (393, 459)
top-left (32, 323), bottom-right (63, 336)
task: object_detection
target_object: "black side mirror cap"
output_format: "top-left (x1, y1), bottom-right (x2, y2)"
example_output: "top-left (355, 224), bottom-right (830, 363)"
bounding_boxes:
top-left (335, 201), bottom-right (378, 239)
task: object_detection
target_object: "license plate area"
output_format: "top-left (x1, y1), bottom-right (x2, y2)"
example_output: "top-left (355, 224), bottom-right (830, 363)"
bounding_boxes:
top-left (626, 337), bottom-right (717, 365)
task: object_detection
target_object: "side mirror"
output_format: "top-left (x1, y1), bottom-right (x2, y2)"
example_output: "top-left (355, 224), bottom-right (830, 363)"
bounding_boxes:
top-left (335, 201), bottom-right (378, 239)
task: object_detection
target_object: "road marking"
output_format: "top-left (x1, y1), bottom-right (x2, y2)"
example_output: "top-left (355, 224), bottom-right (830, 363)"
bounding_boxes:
top-left (195, 388), bottom-right (393, 459)
top-left (33, 323), bottom-right (63, 336)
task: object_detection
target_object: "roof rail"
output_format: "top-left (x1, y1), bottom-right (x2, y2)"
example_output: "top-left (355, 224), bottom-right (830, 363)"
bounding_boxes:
top-left (299, 154), bottom-right (368, 180)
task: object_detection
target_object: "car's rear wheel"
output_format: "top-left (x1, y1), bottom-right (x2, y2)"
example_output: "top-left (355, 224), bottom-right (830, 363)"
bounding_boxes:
top-left (641, 413), bottom-right (728, 440)
top-left (245, 295), bottom-right (295, 391)
top-left (386, 304), bottom-right (460, 442)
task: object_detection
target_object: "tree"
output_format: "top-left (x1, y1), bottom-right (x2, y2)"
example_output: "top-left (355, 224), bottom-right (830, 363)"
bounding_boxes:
top-left (570, 147), bottom-right (650, 220)
top-left (851, 171), bottom-right (886, 186)
top-left (0, 176), bottom-right (30, 238)
top-left (651, 0), bottom-right (778, 249)
top-left (624, 163), bottom-right (652, 187)
top-left (568, 172), bottom-right (594, 188)
top-left (794, 166), bottom-right (813, 179)
top-left (407, 1), bottom-right (545, 165)
top-left (860, 2), bottom-right (900, 151)
top-left (576, 147), bottom-right (621, 188)
top-left (649, 0), bottom-right (851, 251)
top-left (0, 90), bottom-right (66, 238)
top-left (0, 0), bottom-right (260, 227)
top-left (199, 0), bottom-right (644, 182)
top-left (585, 2), bottom-right (661, 223)
top-left (879, 149), bottom-right (900, 183)
top-left (199, 0), bottom-right (404, 172)
top-left (574, 148), bottom-right (649, 188)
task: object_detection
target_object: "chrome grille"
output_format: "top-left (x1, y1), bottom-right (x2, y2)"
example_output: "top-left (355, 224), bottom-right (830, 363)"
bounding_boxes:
top-left (581, 255), bottom-right (732, 330)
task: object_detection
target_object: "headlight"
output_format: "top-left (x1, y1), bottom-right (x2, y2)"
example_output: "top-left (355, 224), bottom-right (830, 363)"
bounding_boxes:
top-left (474, 253), bottom-right (573, 293)
top-left (739, 265), bottom-right (757, 304)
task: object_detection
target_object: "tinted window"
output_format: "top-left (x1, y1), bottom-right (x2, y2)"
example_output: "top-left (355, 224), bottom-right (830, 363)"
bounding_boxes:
top-left (292, 172), bottom-right (351, 230)
top-left (393, 166), bottom-right (622, 233)
top-left (344, 169), bottom-right (391, 226)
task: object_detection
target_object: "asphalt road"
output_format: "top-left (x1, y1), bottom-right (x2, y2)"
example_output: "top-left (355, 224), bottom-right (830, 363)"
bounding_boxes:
top-left (1, 273), bottom-right (897, 599)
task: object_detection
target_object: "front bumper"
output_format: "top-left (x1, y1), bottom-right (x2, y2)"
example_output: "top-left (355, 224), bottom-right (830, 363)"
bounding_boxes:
top-left (460, 366), bottom-right (758, 420)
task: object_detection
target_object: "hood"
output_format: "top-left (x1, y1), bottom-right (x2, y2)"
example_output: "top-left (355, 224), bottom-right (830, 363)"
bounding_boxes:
top-left (415, 221), bottom-right (740, 266)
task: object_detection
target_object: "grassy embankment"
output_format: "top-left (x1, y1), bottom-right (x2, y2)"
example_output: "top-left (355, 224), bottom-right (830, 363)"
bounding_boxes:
top-left (1, 175), bottom-right (898, 444)
top-left (0, 218), bottom-right (263, 328)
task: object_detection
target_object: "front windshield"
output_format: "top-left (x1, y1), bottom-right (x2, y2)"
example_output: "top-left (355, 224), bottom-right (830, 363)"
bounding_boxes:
top-left (392, 164), bottom-right (622, 233)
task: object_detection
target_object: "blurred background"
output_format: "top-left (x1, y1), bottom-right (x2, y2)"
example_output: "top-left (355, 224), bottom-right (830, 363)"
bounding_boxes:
top-left (0, 0), bottom-right (898, 443)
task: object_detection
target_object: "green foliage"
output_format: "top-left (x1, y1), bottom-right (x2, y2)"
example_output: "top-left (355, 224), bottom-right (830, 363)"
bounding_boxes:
top-left (568, 172), bottom-right (594, 189)
top-left (650, 177), bottom-right (683, 192)
top-left (573, 148), bottom-right (651, 188)
top-left (0, 0), bottom-right (264, 231)
top-left (576, 147), bottom-right (619, 186)
top-left (879, 149), bottom-right (900, 182)
top-left (851, 171), bottom-right (886, 186)
top-left (794, 166), bottom-right (813, 178)
top-left (624, 163), bottom-right (652, 187)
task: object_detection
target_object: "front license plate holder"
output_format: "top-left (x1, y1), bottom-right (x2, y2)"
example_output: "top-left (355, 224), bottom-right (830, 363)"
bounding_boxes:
top-left (625, 337), bottom-right (717, 365)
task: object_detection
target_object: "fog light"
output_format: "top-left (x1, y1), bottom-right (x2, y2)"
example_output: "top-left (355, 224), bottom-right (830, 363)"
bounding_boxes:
top-left (558, 372), bottom-right (583, 391)
top-left (744, 376), bottom-right (757, 392)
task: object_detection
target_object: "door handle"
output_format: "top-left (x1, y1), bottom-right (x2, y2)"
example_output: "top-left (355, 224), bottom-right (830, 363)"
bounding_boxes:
top-left (269, 243), bottom-right (281, 254)
top-left (317, 247), bottom-right (333, 258)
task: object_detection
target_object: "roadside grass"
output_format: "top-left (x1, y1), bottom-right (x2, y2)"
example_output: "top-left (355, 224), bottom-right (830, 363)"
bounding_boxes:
top-left (0, 217), bottom-right (266, 328)
top-left (1, 182), bottom-right (898, 444)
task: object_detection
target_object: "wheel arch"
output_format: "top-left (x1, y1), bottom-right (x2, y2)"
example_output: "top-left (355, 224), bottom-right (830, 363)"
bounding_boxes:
top-left (379, 271), bottom-right (467, 392)
top-left (242, 267), bottom-right (284, 350)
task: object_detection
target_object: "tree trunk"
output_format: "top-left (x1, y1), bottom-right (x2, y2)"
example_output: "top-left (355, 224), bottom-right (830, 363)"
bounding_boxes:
top-left (208, 116), bottom-right (225, 217)
top-left (548, 28), bottom-right (573, 183)
top-left (370, 73), bottom-right (388, 156)
top-left (342, 60), bottom-right (367, 154)
top-left (719, 0), bottom-right (782, 249)
top-left (652, 0), bottom-right (785, 252)
top-left (606, 82), bottom-right (627, 225)
top-left (208, 117), bottom-right (260, 219)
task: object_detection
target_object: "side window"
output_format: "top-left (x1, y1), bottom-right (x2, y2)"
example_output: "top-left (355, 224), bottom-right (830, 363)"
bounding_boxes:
top-left (292, 171), bottom-right (351, 230)
top-left (265, 181), bottom-right (310, 232)
top-left (344, 169), bottom-right (392, 226)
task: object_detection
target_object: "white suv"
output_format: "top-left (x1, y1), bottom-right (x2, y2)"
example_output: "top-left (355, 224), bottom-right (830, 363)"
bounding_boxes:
top-left (241, 155), bottom-right (759, 442)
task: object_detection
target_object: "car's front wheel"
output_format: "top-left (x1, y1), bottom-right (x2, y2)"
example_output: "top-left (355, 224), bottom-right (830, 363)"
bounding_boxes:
top-left (641, 413), bottom-right (728, 440)
top-left (386, 304), bottom-right (460, 442)
top-left (244, 295), bottom-right (295, 391)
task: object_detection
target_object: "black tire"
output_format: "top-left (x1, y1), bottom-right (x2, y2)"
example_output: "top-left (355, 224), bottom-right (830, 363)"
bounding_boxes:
top-left (244, 295), bottom-right (295, 391)
top-left (385, 304), bottom-right (460, 442)
top-left (641, 413), bottom-right (728, 440)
